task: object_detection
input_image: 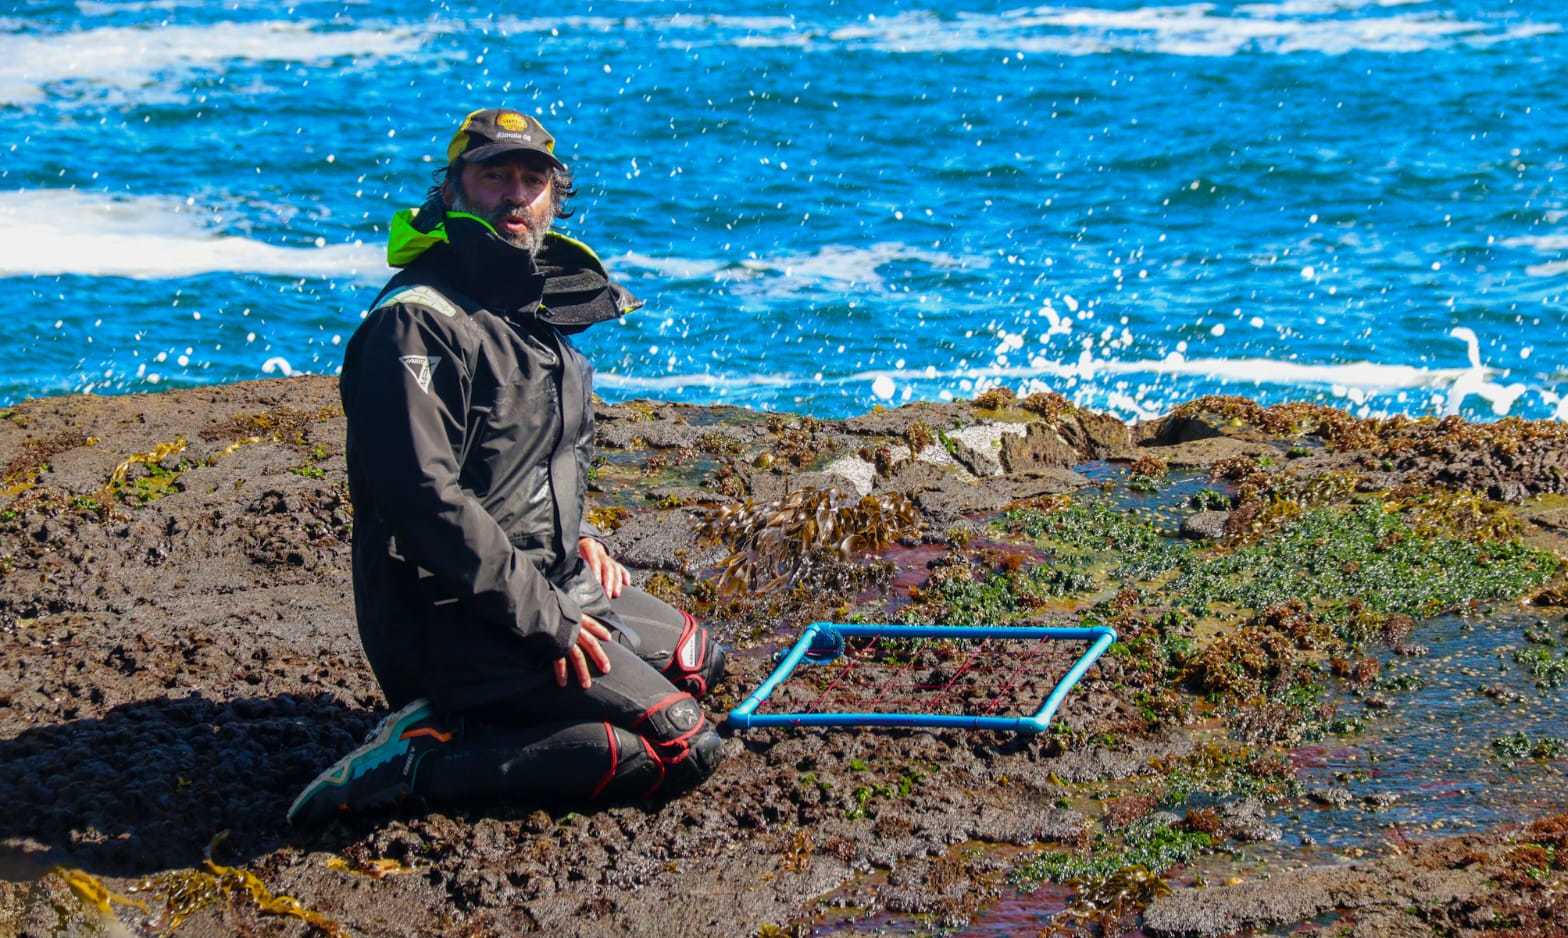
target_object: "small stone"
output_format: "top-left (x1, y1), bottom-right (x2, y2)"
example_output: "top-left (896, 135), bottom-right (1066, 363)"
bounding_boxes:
top-left (1309, 786), bottom-right (1355, 809)
top-left (821, 454), bottom-right (876, 496)
top-left (913, 443), bottom-right (957, 468)
top-left (945, 423), bottom-right (1027, 477)
top-left (1180, 510), bottom-right (1230, 540)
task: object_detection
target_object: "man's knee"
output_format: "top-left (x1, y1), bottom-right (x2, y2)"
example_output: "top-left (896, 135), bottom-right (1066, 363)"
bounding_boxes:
top-left (660, 610), bottom-right (727, 699)
top-left (595, 692), bottom-right (723, 800)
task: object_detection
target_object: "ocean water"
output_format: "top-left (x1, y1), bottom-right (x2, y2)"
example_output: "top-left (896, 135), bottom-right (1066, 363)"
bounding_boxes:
top-left (3, 0), bottom-right (1565, 421)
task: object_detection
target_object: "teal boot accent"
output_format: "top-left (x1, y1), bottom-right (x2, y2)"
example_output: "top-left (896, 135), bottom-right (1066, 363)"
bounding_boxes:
top-left (287, 698), bottom-right (453, 827)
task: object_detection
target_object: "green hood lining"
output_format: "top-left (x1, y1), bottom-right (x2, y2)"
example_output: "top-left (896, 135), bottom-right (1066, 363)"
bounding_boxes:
top-left (386, 208), bottom-right (492, 267)
top-left (386, 207), bottom-right (609, 275)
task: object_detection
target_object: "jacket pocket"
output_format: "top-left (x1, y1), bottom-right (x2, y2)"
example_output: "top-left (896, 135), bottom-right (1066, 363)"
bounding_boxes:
top-left (466, 366), bottom-right (554, 500)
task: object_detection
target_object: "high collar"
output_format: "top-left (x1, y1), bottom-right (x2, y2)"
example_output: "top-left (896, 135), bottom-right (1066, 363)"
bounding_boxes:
top-left (384, 200), bottom-right (643, 330)
top-left (441, 213), bottom-right (548, 316)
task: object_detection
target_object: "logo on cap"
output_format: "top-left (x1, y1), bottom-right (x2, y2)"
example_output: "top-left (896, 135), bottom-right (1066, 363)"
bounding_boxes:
top-left (496, 112), bottom-right (528, 132)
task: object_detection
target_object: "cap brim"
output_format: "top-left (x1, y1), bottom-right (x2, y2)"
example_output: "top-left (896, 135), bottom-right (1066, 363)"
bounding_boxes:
top-left (461, 142), bottom-right (566, 171)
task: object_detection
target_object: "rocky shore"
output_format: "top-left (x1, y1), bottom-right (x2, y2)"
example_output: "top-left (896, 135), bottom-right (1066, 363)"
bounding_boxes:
top-left (0, 377), bottom-right (1565, 937)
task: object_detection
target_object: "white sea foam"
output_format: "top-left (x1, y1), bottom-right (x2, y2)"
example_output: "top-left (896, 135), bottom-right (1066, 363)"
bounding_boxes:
top-left (75, 0), bottom-right (221, 14)
top-left (612, 252), bottom-right (728, 280)
top-left (1499, 233), bottom-right (1568, 277)
top-left (1500, 234), bottom-right (1568, 251)
top-left (0, 20), bottom-right (422, 106)
top-left (598, 330), bottom-right (1538, 419)
top-left (1444, 327), bottom-right (1527, 416)
top-left (499, 2), bottom-right (1555, 57)
top-left (831, 4), bottom-right (1554, 57)
top-left (1236, 0), bottom-right (1423, 16)
top-left (1526, 260), bottom-right (1568, 278)
top-left (0, 190), bottom-right (384, 280)
top-left (612, 243), bottom-right (988, 295)
top-left (599, 357), bottom-right (1464, 394)
top-left (498, 15), bottom-right (798, 35)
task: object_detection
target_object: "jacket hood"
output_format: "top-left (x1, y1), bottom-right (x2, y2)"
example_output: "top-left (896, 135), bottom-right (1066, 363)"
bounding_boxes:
top-left (386, 202), bottom-right (643, 330)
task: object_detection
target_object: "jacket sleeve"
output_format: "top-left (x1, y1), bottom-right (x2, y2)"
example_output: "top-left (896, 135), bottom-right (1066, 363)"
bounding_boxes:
top-left (343, 302), bottom-right (581, 658)
top-left (579, 517), bottom-right (608, 546)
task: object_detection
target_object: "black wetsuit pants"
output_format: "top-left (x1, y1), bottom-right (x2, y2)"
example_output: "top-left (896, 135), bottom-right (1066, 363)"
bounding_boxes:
top-left (417, 586), bottom-right (727, 805)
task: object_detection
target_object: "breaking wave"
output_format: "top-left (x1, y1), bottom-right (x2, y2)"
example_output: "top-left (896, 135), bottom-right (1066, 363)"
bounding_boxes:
top-left (597, 329), bottom-right (1545, 422)
top-left (497, 1), bottom-right (1558, 57)
top-left (0, 20), bottom-right (422, 106)
top-left (0, 190), bottom-right (385, 280)
top-left (613, 243), bottom-right (989, 295)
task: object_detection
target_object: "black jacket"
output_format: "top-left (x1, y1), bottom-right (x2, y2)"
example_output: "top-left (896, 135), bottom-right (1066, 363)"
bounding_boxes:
top-left (341, 206), bottom-right (640, 711)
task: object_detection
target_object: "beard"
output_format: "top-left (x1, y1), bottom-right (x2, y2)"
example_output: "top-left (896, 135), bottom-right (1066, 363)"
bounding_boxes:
top-left (452, 191), bottom-right (551, 256)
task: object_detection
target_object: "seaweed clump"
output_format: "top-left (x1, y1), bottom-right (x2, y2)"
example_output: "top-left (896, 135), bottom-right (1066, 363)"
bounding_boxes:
top-left (1163, 395), bottom-right (1380, 449)
top-left (1178, 500), bottom-right (1560, 633)
top-left (903, 551), bottom-right (1096, 626)
top-left (1473, 814), bottom-right (1568, 936)
top-left (1164, 399), bottom-right (1568, 500)
top-left (1041, 865), bottom-right (1171, 937)
top-left (1019, 391), bottom-right (1077, 420)
top-left (104, 438), bottom-right (191, 505)
top-left (1001, 497), bottom-right (1188, 582)
top-left (970, 386), bottom-right (1016, 410)
top-left (137, 833), bottom-right (348, 936)
top-left (1363, 415), bottom-right (1568, 501)
top-left (1186, 602), bottom-right (1338, 742)
top-left (1014, 818), bottom-right (1212, 889)
top-left (1189, 601), bottom-right (1330, 702)
top-left (701, 487), bottom-right (920, 595)
top-left (200, 405), bottom-right (341, 447)
top-left (1015, 818), bottom-right (1208, 935)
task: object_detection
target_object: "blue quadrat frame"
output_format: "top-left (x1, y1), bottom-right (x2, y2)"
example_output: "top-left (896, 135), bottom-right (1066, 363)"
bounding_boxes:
top-left (727, 622), bottom-right (1118, 733)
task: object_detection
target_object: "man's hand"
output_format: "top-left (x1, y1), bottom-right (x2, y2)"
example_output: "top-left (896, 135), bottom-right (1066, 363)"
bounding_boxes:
top-left (579, 536), bottom-right (630, 599)
top-left (555, 615), bottom-right (613, 689)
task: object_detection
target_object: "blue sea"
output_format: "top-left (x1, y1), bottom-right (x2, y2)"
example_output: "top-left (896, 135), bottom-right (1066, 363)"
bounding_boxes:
top-left (3, 0), bottom-right (1565, 421)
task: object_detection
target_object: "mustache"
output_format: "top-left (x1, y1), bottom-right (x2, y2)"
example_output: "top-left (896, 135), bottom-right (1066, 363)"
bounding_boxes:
top-left (492, 205), bottom-right (540, 229)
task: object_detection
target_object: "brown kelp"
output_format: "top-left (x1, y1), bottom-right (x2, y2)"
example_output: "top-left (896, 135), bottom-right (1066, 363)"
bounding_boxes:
top-left (701, 487), bottom-right (920, 595)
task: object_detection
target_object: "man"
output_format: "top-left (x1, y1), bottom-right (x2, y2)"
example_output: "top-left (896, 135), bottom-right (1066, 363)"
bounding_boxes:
top-left (288, 108), bottom-right (727, 826)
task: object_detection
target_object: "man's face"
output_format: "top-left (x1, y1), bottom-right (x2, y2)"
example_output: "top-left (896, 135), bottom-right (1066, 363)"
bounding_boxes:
top-left (450, 155), bottom-right (555, 254)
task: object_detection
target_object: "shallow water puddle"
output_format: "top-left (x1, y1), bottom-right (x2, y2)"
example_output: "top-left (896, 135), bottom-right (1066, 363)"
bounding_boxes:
top-left (1274, 612), bottom-right (1567, 850)
top-left (813, 611), bottom-right (1566, 936)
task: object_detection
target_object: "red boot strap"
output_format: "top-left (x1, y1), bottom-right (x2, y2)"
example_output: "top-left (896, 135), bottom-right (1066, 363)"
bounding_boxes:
top-left (589, 722), bottom-right (619, 800)
top-left (656, 740), bottom-right (693, 766)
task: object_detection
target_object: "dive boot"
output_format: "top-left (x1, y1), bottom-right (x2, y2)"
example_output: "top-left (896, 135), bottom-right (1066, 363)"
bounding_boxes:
top-left (287, 698), bottom-right (454, 827)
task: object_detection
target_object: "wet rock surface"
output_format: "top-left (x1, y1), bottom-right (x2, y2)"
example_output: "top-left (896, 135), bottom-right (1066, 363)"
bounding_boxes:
top-left (1, 383), bottom-right (1566, 937)
top-left (1179, 510), bottom-right (1229, 540)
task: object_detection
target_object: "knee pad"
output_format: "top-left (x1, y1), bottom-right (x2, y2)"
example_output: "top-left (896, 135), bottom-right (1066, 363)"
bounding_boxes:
top-left (623, 693), bottom-right (725, 798)
top-left (661, 610), bottom-right (728, 700)
top-left (589, 722), bottom-right (664, 802)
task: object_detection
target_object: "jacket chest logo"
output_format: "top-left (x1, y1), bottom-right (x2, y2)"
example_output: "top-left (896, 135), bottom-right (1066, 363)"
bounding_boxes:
top-left (399, 355), bottom-right (441, 394)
